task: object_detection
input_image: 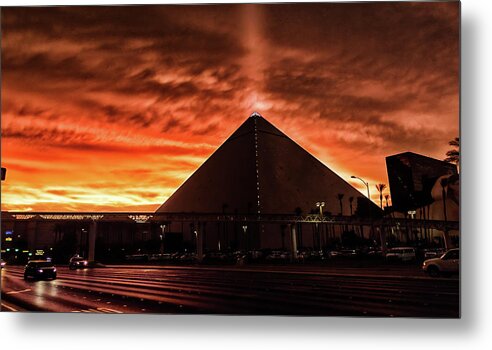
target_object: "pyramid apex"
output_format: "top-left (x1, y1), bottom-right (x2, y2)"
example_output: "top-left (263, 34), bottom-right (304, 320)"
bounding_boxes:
top-left (250, 111), bottom-right (262, 118)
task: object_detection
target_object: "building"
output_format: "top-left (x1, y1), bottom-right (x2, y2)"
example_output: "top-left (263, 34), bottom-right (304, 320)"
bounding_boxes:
top-left (386, 152), bottom-right (458, 212)
top-left (1, 113), bottom-right (384, 262)
top-left (156, 112), bottom-right (379, 250)
top-left (385, 151), bottom-right (459, 248)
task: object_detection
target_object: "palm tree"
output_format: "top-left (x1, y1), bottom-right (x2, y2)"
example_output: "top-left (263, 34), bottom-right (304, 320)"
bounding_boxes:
top-left (337, 193), bottom-right (344, 215)
top-left (375, 184), bottom-right (387, 209)
top-left (384, 194), bottom-right (390, 208)
top-left (444, 137), bottom-right (460, 171)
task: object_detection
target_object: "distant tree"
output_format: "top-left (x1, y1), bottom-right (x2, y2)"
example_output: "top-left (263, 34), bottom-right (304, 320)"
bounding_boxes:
top-left (337, 193), bottom-right (344, 215)
top-left (444, 137), bottom-right (460, 171)
top-left (375, 184), bottom-right (387, 209)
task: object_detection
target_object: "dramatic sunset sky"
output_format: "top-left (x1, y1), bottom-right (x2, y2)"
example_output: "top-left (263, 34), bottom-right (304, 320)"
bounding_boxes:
top-left (1, 2), bottom-right (459, 212)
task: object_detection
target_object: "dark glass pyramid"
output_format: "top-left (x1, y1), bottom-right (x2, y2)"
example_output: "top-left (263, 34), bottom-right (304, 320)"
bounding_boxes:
top-left (157, 113), bottom-right (366, 216)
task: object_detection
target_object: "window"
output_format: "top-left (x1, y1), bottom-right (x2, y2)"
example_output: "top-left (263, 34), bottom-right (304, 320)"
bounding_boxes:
top-left (443, 250), bottom-right (459, 260)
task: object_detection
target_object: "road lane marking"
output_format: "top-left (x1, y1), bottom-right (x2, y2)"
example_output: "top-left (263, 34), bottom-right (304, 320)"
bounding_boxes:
top-left (97, 308), bottom-right (123, 313)
top-left (1, 303), bottom-right (19, 312)
top-left (73, 308), bottom-right (122, 313)
top-left (6, 288), bottom-right (31, 295)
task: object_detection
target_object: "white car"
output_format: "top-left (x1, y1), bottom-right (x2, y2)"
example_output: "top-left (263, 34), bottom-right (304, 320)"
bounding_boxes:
top-left (385, 247), bottom-right (416, 262)
top-left (422, 248), bottom-right (459, 277)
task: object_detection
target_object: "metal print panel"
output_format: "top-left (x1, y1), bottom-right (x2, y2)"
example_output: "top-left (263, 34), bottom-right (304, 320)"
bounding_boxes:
top-left (0, 2), bottom-right (460, 317)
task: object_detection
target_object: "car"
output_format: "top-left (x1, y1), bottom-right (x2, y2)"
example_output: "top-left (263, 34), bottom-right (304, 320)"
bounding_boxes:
top-left (422, 248), bottom-right (459, 277)
top-left (148, 253), bottom-right (173, 261)
top-left (340, 249), bottom-right (359, 258)
top-left (124, 254), bottom-right (148, 262)
top-left (0, 259), bottom-right (6, 269)
top-left (69, 256), bottom-right (89, 270)
top-left (423, 248), bottom-right (445, 259)
top-left (248, 250), bottom-right (264, 261)
top-left (365, 248), bottom-right (383, 258)
top-left (24, 260), bottom-right (57, 280)
top-left (385, 247), bottom-right (416, 262)
top-left (328, 250), bottom-right (341, 257)
top-left (265, 251), bottom-right (290, 261)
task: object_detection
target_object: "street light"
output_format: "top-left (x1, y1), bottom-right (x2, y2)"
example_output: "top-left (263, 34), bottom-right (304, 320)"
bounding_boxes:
top-left (351, 175), bottom-right (371, 201)
top-left (352, 175), bottom-right (384, 253)
top-left (160, 224), bottom-right (166, 254)
top-left (440, 177), bottom-right (450, 250)
top-left (316, 201), bottom-right (325, 217)
top-left (242, 225), bottom-right (248, 251)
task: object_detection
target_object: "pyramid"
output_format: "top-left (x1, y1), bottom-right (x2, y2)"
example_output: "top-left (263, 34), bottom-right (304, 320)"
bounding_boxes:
top-left (157, 113), bottom-right (370, 216)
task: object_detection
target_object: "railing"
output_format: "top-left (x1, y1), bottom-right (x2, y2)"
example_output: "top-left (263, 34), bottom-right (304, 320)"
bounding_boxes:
top-left (1, 211), bottom-right (459, 231)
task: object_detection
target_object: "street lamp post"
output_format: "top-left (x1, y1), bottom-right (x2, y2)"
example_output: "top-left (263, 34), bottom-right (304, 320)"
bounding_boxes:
top-left (316, 201), bottom-right (325, 217)
top-left (351, 175), bottom-right (370, 201)
top-left (160, 224), bottom-right (166, 254)
top-left (440, 178), bottom-right (451, 250)
top-left (315, 202), bottom-right (324, 251)
top-left (242, 225), bottom-right (248, 251)
top-left (351, 175), bottom-right (384, 253)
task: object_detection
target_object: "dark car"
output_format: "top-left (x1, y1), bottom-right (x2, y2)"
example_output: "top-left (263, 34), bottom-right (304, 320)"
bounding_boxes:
top-left (24, 260), bottom-right (57, 280)
top-left (69, 256), bottom-right (89, 270)
top-left (1, 259), bottom-right (6, 269)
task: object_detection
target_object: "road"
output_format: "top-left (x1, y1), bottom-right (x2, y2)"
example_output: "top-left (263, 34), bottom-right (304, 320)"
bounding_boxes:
top-left (1, 265), bottom-right (459, 317)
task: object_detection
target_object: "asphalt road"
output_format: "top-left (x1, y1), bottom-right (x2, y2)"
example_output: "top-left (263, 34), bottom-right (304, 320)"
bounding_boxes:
top-left (0, 265), bottom-right (459, 317)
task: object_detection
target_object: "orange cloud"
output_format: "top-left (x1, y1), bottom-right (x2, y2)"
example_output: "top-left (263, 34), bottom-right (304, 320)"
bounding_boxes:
top-left (1, 3), bottom-right (459, 211)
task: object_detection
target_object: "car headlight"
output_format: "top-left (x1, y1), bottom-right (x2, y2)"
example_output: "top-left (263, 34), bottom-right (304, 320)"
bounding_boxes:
top-left (53, 268), bottom-right (57, 272)
top-left (38, 269), bottom-right (43, 273)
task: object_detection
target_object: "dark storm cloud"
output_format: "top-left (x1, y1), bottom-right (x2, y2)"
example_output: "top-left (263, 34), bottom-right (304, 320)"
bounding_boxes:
top-left (258, 2), bottom-right (458, 159)
top-left (261, 2), bottom-right (458, 94)
top-left (1, 5), bottom-right (247, 112)
top-left (2, 125), bottom-right (95, 146)
top-left (161, 117), bottom-right (186, 133)
top-left (1, 124), bottom-right (213, 157)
